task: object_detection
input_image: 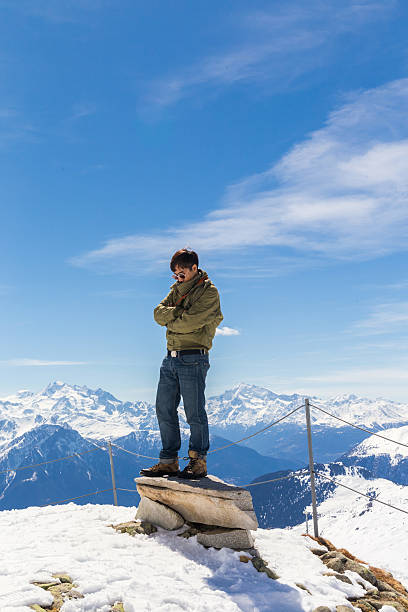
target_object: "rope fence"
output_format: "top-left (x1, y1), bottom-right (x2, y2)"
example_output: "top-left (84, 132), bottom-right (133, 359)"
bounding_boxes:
top-left (1, 399), bottom-right (406, 536)
top-left (310, 402), bottom-right (408, 449)
top-left (0, 445), bottom-right (106, 475)
top-left (314, 470), bottom-right (408, 516)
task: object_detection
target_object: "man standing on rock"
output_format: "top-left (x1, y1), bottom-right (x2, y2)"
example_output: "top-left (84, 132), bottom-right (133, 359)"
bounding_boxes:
top-left (141, 249), bottom-right (223, 479)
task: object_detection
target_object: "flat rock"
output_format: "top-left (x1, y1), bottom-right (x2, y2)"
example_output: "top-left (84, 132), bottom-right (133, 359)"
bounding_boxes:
top-left (135, 475), bottom-right (258, 530)
top-left (136, 496), bottom-right (185, 530)
top-left (196, 527), bottom-right (254, 550)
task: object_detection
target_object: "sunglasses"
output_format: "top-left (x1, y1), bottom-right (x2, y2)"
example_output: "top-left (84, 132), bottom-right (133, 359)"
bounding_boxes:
top-left (172, 271), bottom-right (186, 279)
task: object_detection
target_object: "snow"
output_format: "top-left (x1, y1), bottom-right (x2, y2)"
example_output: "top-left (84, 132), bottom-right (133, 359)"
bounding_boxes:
top-left (0, 502), bottom-right (368, 612)
top-left (346, 424), bottom-right (408, 465)
top-left (1, 381), bottom-right (407, 452)
top-left (291, 472), bottom-right (408, 586)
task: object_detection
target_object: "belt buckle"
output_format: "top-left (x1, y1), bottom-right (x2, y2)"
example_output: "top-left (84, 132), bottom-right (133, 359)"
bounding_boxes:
top-left (170, 350), bottom-right (178, 357)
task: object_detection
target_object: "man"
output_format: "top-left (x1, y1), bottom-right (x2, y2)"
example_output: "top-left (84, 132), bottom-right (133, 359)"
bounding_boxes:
top-left (141, 248), bottom-right (223, 479)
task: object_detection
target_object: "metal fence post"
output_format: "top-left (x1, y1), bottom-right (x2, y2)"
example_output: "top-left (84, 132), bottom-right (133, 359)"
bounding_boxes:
top-left (305, 398), bottom-right (319, 538)
top-left (108, 441), bottom-right (118, 506)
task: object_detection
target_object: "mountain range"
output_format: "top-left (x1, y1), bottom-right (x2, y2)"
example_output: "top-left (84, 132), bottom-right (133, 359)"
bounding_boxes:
top-left (1, 381), bottom-right (407, 513)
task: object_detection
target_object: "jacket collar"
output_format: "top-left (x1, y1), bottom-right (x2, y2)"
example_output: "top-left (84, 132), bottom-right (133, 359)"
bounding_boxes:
top-left (173, 269), bottom-right (208, 295)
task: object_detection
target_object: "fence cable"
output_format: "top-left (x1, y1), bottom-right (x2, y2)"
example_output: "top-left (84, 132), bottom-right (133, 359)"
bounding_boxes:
top-left (109, 443), bottom-right (160, 460)
top-left (0, 445), bottom-right (106, 475)
top-left (240, 470), bottom-right (309, 488)
top-left (314, 471), bottom-right (408, 516)
top-left (40, 488), bottom-right (114, 507)
top-left (208, 404), bottom-right (305, 454)
top-left (310, 403), bottom-right (408, 450)
top-left (110, 404), bottom-right (305, 460)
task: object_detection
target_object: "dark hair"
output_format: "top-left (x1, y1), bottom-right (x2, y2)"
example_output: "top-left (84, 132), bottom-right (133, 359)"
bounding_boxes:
top-left (170, 249), bottom-right (199, 272)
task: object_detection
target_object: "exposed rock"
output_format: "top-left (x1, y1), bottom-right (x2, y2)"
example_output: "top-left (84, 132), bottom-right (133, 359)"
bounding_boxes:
top-left (311, 548), bottom-right (327, 556)
top-left (296, 583), bottom-right (312, 594)
top-left (135, 475), bottom-right (258, 530)
top-left (177, 521), bottom-right (253, 550)
top-left (111, 603), bottom-right (125, 612)
top-left (251, 556), bottom-right (279, 580)
top-left (33, 581), bottom-right (60, 590)
top-left (326, 558), bottom-right (347, 573)
top-left (31, 576), bottom-right (84, 611)
top-left (336, 606), bottom-right (354, 611)
top-left (136, 496), bottom-right (185, 530)
top-left (52, 573), bottom-right (71, 583)
top-left (344, 560), bottom-right (378, 587)
top-left (321, 551), bottom-right (342, 561)
top-left (196, 527), bottom-right (254, 550)
top-left (377, 579), bottom-right (399, 593)
top-left (239, 555), bottom-right (251, 563)
top-left (312, 607), bottom-right (332, 612)
top-left (323, 572), bottom-right (352, 585)
top-left (112, 520), bottom-right (157, 536)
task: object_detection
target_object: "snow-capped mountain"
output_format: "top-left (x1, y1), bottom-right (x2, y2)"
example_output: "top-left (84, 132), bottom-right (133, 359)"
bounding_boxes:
top-left (1, 381), bottom-right (407, 465)
top-left (341, 423), bottom-right (408, 485)
top-left (291, 470), bottom-right (408, 586)
top-left (250, 462), bottom-right (373, 529)
top-left (206, 382), bottom-right (408, 430)
top-left (206, 383), bottom-right (408, 462)
top-left (0, 423), bottom-right (295, 511)
top-left (0, 381), bottom-right (156, 447)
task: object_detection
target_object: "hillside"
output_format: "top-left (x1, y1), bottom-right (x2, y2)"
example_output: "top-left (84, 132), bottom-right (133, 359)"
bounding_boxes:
top-left (291, 470), bottom-right (408, 587)
top-left (2, 502), bottom-right (406, 612)
top-left (341, 423), bottom-right (408, 485)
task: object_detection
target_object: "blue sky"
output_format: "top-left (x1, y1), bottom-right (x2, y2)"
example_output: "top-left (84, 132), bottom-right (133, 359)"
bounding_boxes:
top-left (1, 0), bottom-right (408, 402)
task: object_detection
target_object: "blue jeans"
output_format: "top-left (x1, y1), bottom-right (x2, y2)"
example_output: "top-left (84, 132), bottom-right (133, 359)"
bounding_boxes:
top-left (156, 353), bottom-right (210, 461)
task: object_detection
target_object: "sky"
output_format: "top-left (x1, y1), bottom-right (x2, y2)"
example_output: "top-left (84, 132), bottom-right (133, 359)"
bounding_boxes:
top-left (1, 0), bottom-right (408, 403)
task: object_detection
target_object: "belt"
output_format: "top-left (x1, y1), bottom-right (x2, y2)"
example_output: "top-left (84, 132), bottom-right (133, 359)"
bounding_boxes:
top-left (167, 349), bottom-right (208, 357)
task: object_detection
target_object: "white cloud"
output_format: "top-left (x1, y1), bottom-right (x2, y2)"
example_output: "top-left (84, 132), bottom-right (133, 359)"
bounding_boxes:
top-left (299, 367), bottom-right (408, 384)
top-left (71, 78), bottom-right (408, 274)
top-left (352, 302), bottom-right (408, 335)
top-left (0, 359), bottom-right (89, 367)
top-left (145, 1), bottom-right (395, 109)
top-left (215, 326), bottom-right (240, 336)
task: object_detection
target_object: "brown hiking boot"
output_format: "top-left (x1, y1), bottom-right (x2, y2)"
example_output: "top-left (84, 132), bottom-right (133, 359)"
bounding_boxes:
top-left (179, 450), bottom-right (207, 479)
top-left (140, 459), bottom-right (179, 477)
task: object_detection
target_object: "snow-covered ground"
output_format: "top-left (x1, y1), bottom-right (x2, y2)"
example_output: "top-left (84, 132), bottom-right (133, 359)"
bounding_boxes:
top-left (292, 471), bottom-right (408, 586)
top-left (0, 503), bottom-right (372, 612)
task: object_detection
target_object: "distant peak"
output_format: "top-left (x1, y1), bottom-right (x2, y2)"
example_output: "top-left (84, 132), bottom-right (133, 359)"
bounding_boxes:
top-left (44, 381), bottom-right (67, 395)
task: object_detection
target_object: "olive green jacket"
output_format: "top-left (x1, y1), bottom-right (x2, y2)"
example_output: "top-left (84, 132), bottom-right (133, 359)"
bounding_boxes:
top-left (154, 269), bottom-right (223, 350)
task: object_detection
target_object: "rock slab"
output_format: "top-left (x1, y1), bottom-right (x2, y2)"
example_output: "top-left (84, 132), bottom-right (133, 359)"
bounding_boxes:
top-left (136, 496), bottom-right (185, 530)
top-left (135, 475), bottom-right (258, 530)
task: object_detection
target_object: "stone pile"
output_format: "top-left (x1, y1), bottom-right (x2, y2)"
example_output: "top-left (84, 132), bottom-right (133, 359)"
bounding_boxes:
top-left (134, 474), bottom-right (258, 551)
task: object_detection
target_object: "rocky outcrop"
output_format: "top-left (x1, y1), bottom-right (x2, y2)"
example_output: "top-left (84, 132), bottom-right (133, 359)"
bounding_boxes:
top-left (308, 536), bottom-right (408, 612)
top-left (134, 474), bottom-right (257, 550)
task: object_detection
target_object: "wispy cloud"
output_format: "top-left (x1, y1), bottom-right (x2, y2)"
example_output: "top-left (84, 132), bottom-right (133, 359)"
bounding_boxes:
top-left (352, 301), bottom-right (408, 335)
top-left (144, 1), bottom-right (395, 110)
top-left (215, 326), bottom-right (240, 337)
top-left (71, 77), bottom-right (408, 274)
top-left (0, 359), bottom-right (89, 367)
top-left (299, 366), bottom-right (408, 384)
